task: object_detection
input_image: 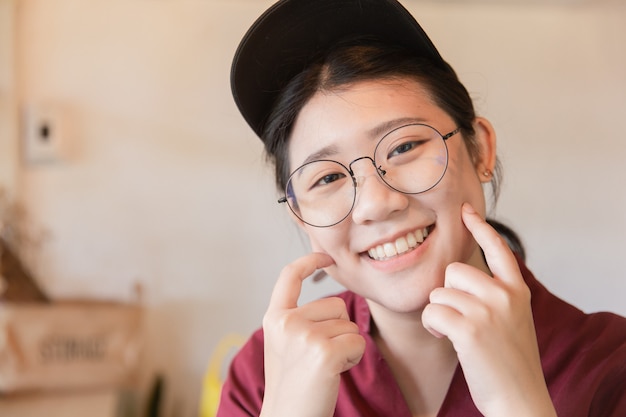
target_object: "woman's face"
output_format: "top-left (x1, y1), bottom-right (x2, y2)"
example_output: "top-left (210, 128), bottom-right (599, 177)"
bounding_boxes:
top-left (288, 78), bottom-right (495, 313)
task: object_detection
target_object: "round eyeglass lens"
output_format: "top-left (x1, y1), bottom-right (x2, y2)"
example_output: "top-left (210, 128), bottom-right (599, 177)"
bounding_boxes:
top-left (374, 124), bottom-right (449, 194)
top-left (284, 160), bottom-right (356, 227)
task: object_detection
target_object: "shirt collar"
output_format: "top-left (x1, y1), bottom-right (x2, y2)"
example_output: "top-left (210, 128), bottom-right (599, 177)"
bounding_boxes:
top-left (352, 291), bottom-right (373, 334)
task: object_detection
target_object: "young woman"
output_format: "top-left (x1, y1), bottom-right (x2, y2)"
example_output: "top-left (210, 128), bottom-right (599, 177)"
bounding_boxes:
top-left (219, 1), bottom-right (626, 416)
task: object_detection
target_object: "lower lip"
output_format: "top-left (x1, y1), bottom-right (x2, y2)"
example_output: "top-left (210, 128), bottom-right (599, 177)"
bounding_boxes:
top-left (363, 229), bottom-right (433, 273)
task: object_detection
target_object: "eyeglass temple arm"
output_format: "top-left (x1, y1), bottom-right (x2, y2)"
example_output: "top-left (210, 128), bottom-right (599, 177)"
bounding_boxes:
top-left (442, 127), bottom-right (460, 140)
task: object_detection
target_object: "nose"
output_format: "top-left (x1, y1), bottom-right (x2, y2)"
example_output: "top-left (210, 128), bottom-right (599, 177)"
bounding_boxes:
top-left (349, 158), bottom-right (409, 225)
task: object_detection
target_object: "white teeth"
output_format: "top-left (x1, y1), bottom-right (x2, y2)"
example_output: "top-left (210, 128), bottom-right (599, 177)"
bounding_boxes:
top-left (407, 232), bottom-right (417, 247)
top-left (395, 236), bottom-right (409, 253)
top-left (415, 228), bottom-right (424, 243)
top-left (367, 228), bottom-right (430, 261)
top-left (383, 242), bottom-right (397, 257)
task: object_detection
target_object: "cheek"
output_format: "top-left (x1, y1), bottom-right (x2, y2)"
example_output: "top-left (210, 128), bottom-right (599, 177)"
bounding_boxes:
top-left (304, 226), bottom-right (359, 286)
top-left (305, 225), bottom-right (381, 300)
top-left (440, 145), bottom-right (486, 211)
top-left (305, 226), bottom-right (349, 255)
top-left (429, 148), bottom-right (486, 263)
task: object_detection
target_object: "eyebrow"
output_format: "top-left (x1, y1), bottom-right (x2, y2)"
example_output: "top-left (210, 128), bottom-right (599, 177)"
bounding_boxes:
top-left (300, 144), bottom-right (341, 166)
top-left (367, 117), bottom-right (428, 139)
top-left (299, 116), bottom-right (429, 166)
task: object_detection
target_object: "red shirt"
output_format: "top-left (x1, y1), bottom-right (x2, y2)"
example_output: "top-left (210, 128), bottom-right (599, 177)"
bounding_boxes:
top-left (218, 261), bottom-right (626, 416)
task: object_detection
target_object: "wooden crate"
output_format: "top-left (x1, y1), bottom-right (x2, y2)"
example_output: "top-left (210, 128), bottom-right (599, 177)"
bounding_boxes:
top-left (0, 301), bottom-right (142, 393)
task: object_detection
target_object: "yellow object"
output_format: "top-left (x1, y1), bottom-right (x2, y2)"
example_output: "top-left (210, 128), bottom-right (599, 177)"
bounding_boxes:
top-left (199, 333), bottom-right (246, 417)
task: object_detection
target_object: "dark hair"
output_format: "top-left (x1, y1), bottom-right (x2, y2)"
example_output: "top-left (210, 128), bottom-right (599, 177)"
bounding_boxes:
top-left (486, 218), bottom-right (526, 261)
top-left (262, 38), bottom-right (501, 200)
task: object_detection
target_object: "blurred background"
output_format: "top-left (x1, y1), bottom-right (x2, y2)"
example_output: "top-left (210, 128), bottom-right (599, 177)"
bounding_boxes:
top-left (0, 0), bottom-right (624, 416)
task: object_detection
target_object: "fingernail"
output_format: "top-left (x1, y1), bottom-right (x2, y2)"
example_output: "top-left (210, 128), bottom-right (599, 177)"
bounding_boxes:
top-left (463, 203), bottom-right (476, 214)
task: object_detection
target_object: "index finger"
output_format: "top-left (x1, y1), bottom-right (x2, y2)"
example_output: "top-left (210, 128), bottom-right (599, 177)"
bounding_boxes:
top-left (461, 203), bottom-right (522, 285)
top-left (268, 252), bottom-right (335, 310)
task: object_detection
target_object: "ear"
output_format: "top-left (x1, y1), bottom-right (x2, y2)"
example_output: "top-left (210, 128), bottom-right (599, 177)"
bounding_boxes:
top-left (284, 202), bottom-right (308, 231)
top-left (472, 117), bottom-right (497, 183)
top-left (285, 205), bottom-right (323, 253)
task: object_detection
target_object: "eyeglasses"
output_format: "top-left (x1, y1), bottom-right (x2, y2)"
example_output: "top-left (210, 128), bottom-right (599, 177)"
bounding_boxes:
top-left (278, 123), bottom-right (460, 227)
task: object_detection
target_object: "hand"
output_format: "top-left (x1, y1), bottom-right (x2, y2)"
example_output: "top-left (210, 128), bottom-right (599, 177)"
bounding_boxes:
top-left (422, 203), bottom-right (557, 417)
top-left (260, 252), bottom-right (366, 417)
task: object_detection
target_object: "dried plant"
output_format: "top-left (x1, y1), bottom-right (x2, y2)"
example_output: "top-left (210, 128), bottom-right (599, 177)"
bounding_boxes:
top-left (0, 187), bottom-right (49, 302)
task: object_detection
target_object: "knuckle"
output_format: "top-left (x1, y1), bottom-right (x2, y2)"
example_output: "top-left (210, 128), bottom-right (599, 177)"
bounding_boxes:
top-left (421, 303), bottom-right (436, 324)
top-left (457, 320), bottom-right (484, 348)
top-left (308, 337), bottom-right (334, 362)
top-left (445, 262), bottom-right (462, 275)
top-left (347, 320), bottom-right (361, 334)
top-left (301, 327), bottom-right (322, 346)
top-left (325, 296), bottom-right (348, 314)
top-left (264, 309), bottom-right (297, 334)
top-left (262, 310), bottom-right (275, 329)
top-left (491, 285), bottom-right (513, 308)
top-left (325, 296), bottom-right (345, 308)
top-left (429, 287), bottom-right (444, 302)
top-left (472, 302), bottom-right (494, 325)
top-left (422, 301), bottom-right (437, 315)
top-left (494, 282), bottom-right (531, 310)
top-left (492, 233), bottom-right (509, 251)
top-left (279, 262), bottom-right (298, 278)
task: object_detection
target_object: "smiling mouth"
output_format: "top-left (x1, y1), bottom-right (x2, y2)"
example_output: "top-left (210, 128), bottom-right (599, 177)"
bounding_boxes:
top-left (367, 227), bottom-right (431, 261)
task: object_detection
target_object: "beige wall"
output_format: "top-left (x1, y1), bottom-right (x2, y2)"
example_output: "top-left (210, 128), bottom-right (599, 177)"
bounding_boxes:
top-left (0, 0), bottom-right (17, 198)
top-left (6, 0), bottom-right (626, 414)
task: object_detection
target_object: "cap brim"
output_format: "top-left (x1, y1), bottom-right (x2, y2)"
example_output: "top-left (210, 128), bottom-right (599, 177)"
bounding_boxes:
top-left (231, 0), bottom-right (446, 138)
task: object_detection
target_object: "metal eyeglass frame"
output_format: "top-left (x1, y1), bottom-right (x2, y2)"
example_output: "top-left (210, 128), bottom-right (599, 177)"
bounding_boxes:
top-left (278, 123), bottom-right (461, 227)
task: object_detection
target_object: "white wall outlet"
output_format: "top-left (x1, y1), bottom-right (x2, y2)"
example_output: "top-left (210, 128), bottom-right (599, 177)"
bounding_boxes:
top-left (23, 104), bottom-right (66, 163)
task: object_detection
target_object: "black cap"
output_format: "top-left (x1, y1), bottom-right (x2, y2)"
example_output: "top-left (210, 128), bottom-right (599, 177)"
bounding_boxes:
top-left (230, 0), bottom-right (449, 139)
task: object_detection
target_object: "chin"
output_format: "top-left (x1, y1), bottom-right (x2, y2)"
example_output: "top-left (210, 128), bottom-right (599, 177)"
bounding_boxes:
top-left (360, 280), bottom-right (435, 314)
top-left (384, 295), bottom-right (431, 314)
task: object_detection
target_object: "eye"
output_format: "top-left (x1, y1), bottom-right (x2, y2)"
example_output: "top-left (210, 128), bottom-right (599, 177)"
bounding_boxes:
top-left (314, 172), bottom-right (346, 187)
top-left (293, 161), bottom-right (350, 194)
top-left (388, 139), bottom-right (427, 158)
